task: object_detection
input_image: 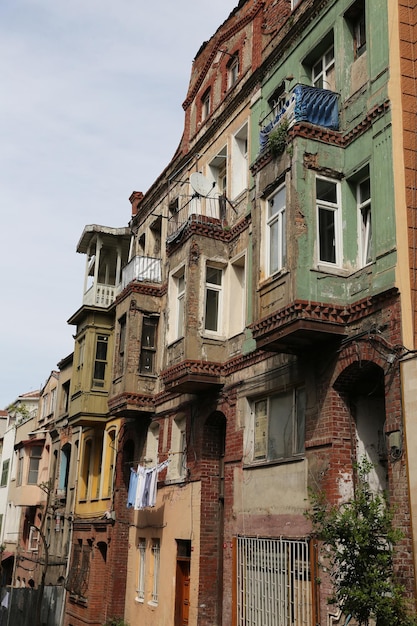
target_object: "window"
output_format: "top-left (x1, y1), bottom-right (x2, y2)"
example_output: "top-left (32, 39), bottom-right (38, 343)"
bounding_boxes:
top-left (231, 123), bottom-right (248, 198)
top-left (312, 45), bottom-right (335, 90)
top-left (168, 267), bottom-right (186, 344)
top-left (228, 256), bottom-right (246, 336)
top-left (118, 315), bottom-right (126, 374)
top-left (227, 54), bottom-right (239, 89)
top-left (167, 417), bottom-right (187, 480)
top-left (28, 526), bottom-right (40, 551)
top-left (208, 146), bottom-right (228, 199)
top-left (42, 394), bottom-right (49, 419)
top-left (17, 448), bottom-right (24, 486)
top-left (0, 459), bottom-right (9, 487)
top-left (267, 184), bottom-right (286, 275)
top-left (50, 388), bottom-right (57, 415)
top-left (146, 422), bottom-right (159, 466)
top-left (176, 271), bottom-right (185, 338)
top-left (268, 83), bottom-right (286, 118)
top-left (137, 539), bottom-right (146, 602)
top-left (201, 88), bottom-right (211, 121)
top-left (105, 430), bottom-right (116, 498)
top-left (93, 335), bottom-right (108, 388)
top-left (28, 446), bottom-right (43, 484)
top-left (346, 0), bottom-right (366, 58)
top-left (58, 444), bottom-right (71, 494)
top-left (151, 539), bottom-right (161, 605)
top-left (77, 336), bottom-right (85, 369)
top-left (81, 439), bottom-right (92, 499)
top-left (253, 387), bottom-right (305, 462)
top-left (66, 540), bottom-right (92, 598)
top-left (316, 177), bottom-right (341, 265)
top-left (355, 175), bottom-right (372, 266)
top-left (139, 316), bottom-right (158, 374)
top-left (236, 536), bottom-right (312, 626)
top-left (61, 380), bottom-right (70, 414)
top-left (204, 265), bottom-right (223, 333)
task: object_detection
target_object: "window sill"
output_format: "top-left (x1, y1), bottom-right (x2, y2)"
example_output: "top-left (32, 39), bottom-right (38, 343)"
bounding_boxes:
top-left (258, 268), bottom-right (289, 291)
top-left (167, 336), bottom-right (184, 349)
top-left (135, 597), bottom-right (145, 604)
top-left (165, 476), bottom-right (187, 486)
top-left (243, 454), bottom-right (305, 470)
top-left (147, 600), bottom-right (158, 608)
top-left (312, 264), bottom-right (350, 276)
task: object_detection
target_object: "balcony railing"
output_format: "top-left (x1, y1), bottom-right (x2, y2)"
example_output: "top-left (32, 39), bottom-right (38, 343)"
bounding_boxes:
top-left (167, 194), bottom-right (238, 242)
top-left (118, 255), bottom-right (162, 291)
top-left (259, 84), bottom-right (339, 151)
top-left (83, 283), bottom-right (116, 307)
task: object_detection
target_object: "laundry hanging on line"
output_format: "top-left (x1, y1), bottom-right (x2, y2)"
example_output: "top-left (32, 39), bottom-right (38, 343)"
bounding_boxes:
top-left (127, 459), bottom-right (170, 510)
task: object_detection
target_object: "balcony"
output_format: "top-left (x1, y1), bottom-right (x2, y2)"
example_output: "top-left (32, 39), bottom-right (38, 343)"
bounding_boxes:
top-left (259, 84), bottom-right (339, 151)
top-left (83, 283), bottom-right (116, 307)
top-left (117, 255), bottom-right (162, 293)
top-left (167, 195), bottom-right (239, 244)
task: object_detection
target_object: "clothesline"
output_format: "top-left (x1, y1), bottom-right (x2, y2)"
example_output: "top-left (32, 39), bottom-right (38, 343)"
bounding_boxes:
top-left (127, 459), bottom-right (170, 510)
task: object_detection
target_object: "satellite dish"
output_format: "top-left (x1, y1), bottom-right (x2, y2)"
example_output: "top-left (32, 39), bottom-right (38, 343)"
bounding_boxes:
top-left (190, 172), bottom-right (214, 197)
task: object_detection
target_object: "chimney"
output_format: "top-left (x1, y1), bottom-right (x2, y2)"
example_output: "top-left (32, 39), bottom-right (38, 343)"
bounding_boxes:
top-left (129, 191), bottom-right (144, 217)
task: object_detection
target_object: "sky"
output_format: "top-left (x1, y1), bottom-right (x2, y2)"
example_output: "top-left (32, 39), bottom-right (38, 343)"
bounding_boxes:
top-left (0, 0), bottom-right (238, 409)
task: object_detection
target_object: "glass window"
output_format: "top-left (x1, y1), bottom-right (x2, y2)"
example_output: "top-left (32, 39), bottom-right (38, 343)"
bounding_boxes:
top-left (254, 388), bottom-right (305, 461)
top-left (28, 446), bottom-right (43, 484)
top-left (139, 317), bottom-right (158, 374)
top-left (177, 272), bottom-right (185, 338)
top-left (316, 177), bottom-right (341, 265)
top-left (201, 89), bottom-right (211, 121)
top-left (0, 459), bottom-right (9, 487)
top-left (312, 45), bottom-right (335, 89)
top-left (205, 266), bottom-right (223, 332)
top-left (267, 184), bottom-right (286, 275)
top-left (358, 176), bottom-right (372, 266)
top-left (227, 54), bottom-right (239, 89)
top-left (93, 335), bottom-right (108, 387)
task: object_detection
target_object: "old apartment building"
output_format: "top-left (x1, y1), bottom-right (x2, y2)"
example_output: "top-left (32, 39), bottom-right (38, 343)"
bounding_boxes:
top-left (2, 1), bottom-right (414, 625)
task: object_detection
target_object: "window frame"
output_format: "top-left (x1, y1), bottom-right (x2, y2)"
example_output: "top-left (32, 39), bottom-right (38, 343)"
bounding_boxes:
top-left (204, 264), bottom-right (224, 334)
top-left (136, 539), bottom-right (146, 602)
top-left (0, 459), bottom-right (9, 487)
top-left (201, 88), bottom-right (211, 121)
top-left (312, 44), bottom-right (335, 89)
top-left (316, 176), bottom-right (342, 267)
top-left (227, 53), bottom-right (239, 89)
top-left (266, 183), bottom-right (287, 276)
top-left (357, 175), bottom-right (372, 266)
top-left (139, 315), bottom-right (158, 375)
top-left (150, 539), bottom-right (161, 606)
top-left (253, 387), bottom-right (306, 463)
top-left (92, 334), bottom-right (109, 388)
top-left (28, 445), bottom-right (43, 485)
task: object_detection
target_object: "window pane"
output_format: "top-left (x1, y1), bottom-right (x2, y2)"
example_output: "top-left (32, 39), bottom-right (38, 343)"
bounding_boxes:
top-left (295, 388), bottom-right (306, 454)
top-left (94, 362), bottom-right (106, 381)
top-left (269, 392), bottom-right (293, 459)
top-left (96, 336), bottom-right (108, 360)
top-left (205, 288), bottom-right (219, 331)
top-left (268, 186), bottom-right (285, 218)
top-left (359, 178), bottom-right (370, 203)
top-left (206, 266), bottom-right (222, 285)
top-left (316, 179), bottom-right (337, 203)
top-left (319, 208), bottom-right (336, 263)
top-left (269, 219), bottom-right (280, 274)
top-left (254, 400), bottom-right (268, 459)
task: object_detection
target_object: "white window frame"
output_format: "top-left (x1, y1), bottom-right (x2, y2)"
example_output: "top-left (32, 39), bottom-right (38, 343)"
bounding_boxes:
top-left (204, 264), bottom-right (224, 334)
top-left (231, 122), bottom-right (248, 199)
top-left (136, 539), bottom-right (146, 602)
top-left (357, 175), bottom-right (372, 267)
top-left (167, 417), bottom-right (187, 481)
top-left (168, 267), bottom-right (186, 344)
top-left (150, 539), bottom-right (161, 605)
top-left (228, 254), bottom-right (246, 337)
top-left (266, 183), bottom-right (286, 276)
top-left (145, 422), bottom-right (159, 466)
top-left (316, 176), bottom-right (342, 267)
top-left (253, 387), bottom-right (306, 462)
top-left (28, 526), bottom-right (40, 552)
top-left (312, 44), bottom-right (335, 89)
